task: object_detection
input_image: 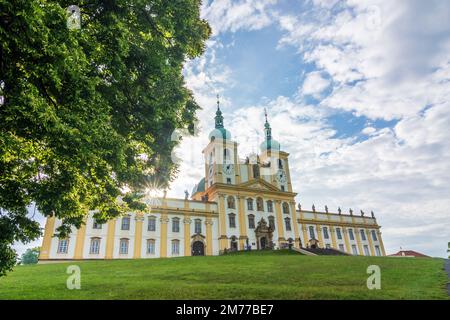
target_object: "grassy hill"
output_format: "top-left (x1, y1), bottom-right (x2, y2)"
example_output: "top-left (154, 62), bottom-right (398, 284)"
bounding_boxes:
top-left (0, 250), bottom-right (447, 300)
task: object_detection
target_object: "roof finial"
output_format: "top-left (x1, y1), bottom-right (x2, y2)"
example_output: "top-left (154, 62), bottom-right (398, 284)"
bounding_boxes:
top-left (216, 93), bottom-right (220, 110)
top-left (264, 108), bottom-right (268, 122)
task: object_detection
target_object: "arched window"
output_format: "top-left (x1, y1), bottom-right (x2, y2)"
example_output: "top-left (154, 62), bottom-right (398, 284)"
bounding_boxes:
top-left (256, 197), bottom-right (264, 211)
top-left (195, 219), bottom-right (202, 234)
top-left (247, 198), bottom-right (254, 211)
top-left (121, 215), bottom-right (130, 230)
top-left (282, 202), bottom-right (290, 214)
top-left (227, 196), bottom-right (236, 209)
top-left (89, 237), bottom-right (101, 254)
top-left (148, 216), bottom-right (156, 232)
top-left (309, 226), bottom-right (315, 239)
top-left (57, 238), bottom-right (69, 254)
top-left (266, 200), bottom-right (273, 212)
top-left (119, 238), bottom-right (129, 254)
top-left (228, 213), bottom-right (236, 228)
top-left (268, 216), bottom-right (275, 230)
top-left (248, 214), bottom-right (255, 229)
top-left (284, 217), bottom-right (291, 231)
top-left (172, 217), bottom-right (180, 233)
top-left (147, 239), bottom-right (155, 254)
top-left (171, 239), bottom-right (180, 255)
top-left (360, 229), bottom-right (367, 241)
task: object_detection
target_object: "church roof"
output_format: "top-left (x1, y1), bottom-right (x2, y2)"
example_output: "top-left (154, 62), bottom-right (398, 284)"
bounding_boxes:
top-left (191, 177), bottom-right (205, 195)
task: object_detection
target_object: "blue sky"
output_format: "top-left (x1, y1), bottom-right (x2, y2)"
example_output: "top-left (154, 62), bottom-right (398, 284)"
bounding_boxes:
top-left (14, 0), bottom-right (450, 258)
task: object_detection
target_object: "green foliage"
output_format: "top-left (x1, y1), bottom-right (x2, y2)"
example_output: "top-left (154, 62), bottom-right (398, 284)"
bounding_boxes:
top-left (20, 247), bottom-right (40, 265)
top-left (0, 0), bottom-right (210, 276)
top-left (0, 253), bottom-right (447, 299)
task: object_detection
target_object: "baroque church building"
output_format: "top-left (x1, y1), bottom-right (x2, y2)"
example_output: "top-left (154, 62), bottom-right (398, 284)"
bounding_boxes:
top-left (39, 102), bottom-right (386, 261)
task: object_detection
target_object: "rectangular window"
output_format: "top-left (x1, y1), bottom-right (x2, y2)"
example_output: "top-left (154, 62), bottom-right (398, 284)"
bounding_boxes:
top-left (309, 226), bottom-right (315, 239)
top-left (281, 185), bottom-right (285, 191)
top-left (57, 239), bottom-right (68, 254)
top-left (267, 201), bottom-right (273, 212)
top-left (93, 220), bottom-right (102, 229)
top-left (336, 228), bottom-right (342, 240)
top-left (375, 245), bottom-right (381, 256)
top-left (248, 215), bottom-right (255, 229)
top-left (226, 178), bottom-right (231, 184)
top-left (119, 239), bottom-right (129, 254)
top-left (195, 219), bottom-right (202, 234)
top-left (229, 214), bottom-right (236, 228)
top-left (172, 241), bottom-right (180, 255)
top-left (285, 218), bottom-right (291, 231)
top-left (148, 218), bottom-right (156, 232)
top-left (364, 245), bottom-right (370, 256)
top-left (352, 245), bottom-right (358, 255)
top-left (147, 239), bottom-right (155, 254)
top-left (371, 230), bottom-right (378, 241)
top-left (268, 217), bottom-right (275, 230)
top-left (349, 229), bottom-right (354, 240)
top-left (247, 199), bottom-right (253, 211)
top-left (90, 238), bottom-right (100, 254)
top-left (323, 227), bottom-right (329, 239)
top-left (326, 244), bottom-right (331, 249)
top-left (121, 216), bottom-right (130, 230)
top-left (172, 219), bottom-right (180, 233)
top-left (360, 229), bottom-right (367, 241)
top-left (339, 244), bottom-right (345, 252)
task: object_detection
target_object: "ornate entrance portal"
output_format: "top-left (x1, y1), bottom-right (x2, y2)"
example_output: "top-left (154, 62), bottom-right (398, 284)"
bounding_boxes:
top-left (255, 218), bottom-right (274, 250)
top-left (192, 241), bottom-right (205, 256)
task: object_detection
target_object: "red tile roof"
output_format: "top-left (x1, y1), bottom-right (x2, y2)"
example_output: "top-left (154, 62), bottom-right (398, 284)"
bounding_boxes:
top-left (388, 250), bottom-right (430, 258)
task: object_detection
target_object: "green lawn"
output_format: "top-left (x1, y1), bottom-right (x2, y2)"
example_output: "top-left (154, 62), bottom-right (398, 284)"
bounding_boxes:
top-left (0, 250), bottom-right (447, 300)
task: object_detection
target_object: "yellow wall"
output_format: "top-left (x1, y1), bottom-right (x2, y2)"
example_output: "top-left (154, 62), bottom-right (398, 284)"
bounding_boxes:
top-left (39, 216), bottom-right (55, 260)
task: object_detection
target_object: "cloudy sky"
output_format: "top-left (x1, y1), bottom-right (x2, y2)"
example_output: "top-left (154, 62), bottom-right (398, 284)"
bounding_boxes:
top-left (15, 0), bottom-right (450, 258)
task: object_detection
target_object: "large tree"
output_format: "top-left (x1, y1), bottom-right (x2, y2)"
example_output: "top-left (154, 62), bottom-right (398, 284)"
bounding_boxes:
top-left (0, 0), bottom-right (210, 276)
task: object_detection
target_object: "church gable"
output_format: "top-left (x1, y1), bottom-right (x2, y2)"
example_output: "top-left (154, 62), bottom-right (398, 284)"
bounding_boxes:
top-left (238, 179), bottom-right (279, 192)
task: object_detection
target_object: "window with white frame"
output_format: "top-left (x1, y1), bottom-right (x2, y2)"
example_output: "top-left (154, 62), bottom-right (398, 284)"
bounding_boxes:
top-left (352, 244), bottom-right (358, 255)
top-left (309, 226), bottom-right (315, 239)
top-left (90, 238), bottom-right (100, 254)
top-left (323, 226), bottom-right (329, 239)
top-left (247, 198), bottom-right (254, 211)
top-left (227, 196), bottom-right (235, 209)
top-left (284, 217), bottom-right (291, 231)
top-left (360, 229), bottom-right (367, 241)
top-left (339, 244), bottom-right (345, 252)
top-left (147, 239), bottom-right (155, 255)
top-left (348, 229), bottom-right (354, 240)
top-left (256, 197), bottom-right (264, 211)
top-left (195, 219), bottom-right (202, 234)
top-left (119, 238), bottom-right (129, 254)
top-left (248, 214), bottom-right (255, 229)
top-left (268, 216), bottom-right (275, 230)
top-left (282, 202), bottom-right (290, 214)
top-left (172, 240), bottom-right (180, 255)
top-left (172, 218), bottom-right (180, 233)
top-left (267, 200), bottom-right (273, 212)
top-left (326, 244), bottom-right (331, 249)
top-left (121, 215), bottom-right (130, 230)
top-left (57, 239), bottom-right (69, 254)
top-left (148, 216), bottom-right (156, 232)
top-left (375, 245), bottom-right (381, 256)
top-left (336, 227), bottom-right (342, 240)
top-left (371, 230), bottom-right (378, 241)
top-left (228, 213), bottom-right (236, 228)
top-left (363, 245), bottom-right (370, 256)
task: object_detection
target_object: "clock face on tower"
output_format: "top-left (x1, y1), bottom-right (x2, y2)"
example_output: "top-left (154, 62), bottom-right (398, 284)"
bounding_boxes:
top-left (223, 163), bottom-right (234, 175)
top-left (276, 169), bottom-right (287, 184)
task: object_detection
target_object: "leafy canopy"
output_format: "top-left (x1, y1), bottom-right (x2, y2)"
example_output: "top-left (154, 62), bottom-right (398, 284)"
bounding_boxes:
top-left (0, 0), bottom-right (210, 276)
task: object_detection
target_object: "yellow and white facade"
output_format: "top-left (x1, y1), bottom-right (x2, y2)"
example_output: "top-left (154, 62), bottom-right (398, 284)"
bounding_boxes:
top-left (39, 104), bottom-right (385, 261)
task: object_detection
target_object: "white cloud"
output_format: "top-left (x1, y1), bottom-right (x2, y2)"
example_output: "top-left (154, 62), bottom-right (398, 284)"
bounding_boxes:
top-left (202, 0), bottom-right (278, 36)
top-left (300, 71), bottom-right (330, 98)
